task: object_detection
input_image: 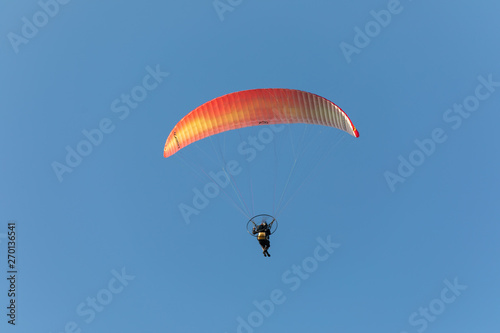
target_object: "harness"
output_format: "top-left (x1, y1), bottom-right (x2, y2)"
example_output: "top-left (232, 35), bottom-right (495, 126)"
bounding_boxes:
top-left (257, 231), bottom-right (268, 241)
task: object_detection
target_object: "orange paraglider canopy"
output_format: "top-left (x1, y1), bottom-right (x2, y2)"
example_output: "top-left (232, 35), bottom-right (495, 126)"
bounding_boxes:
top-left (164, 89), bottom-right (359, 158)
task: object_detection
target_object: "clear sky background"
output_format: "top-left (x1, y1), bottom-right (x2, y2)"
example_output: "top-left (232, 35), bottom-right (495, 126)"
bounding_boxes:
top-left (1, 1), bottom-right (499, 332)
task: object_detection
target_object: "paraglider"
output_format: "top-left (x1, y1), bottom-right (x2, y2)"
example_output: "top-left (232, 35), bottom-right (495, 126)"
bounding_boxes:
top-left (247, 214), bottom-right (277, 257)
top-left (253, 223), bottom-right (271, 257)
top-left (164, 89), bottom-right (359, 257)
top-left (163, 88), bottom-right (359, 158)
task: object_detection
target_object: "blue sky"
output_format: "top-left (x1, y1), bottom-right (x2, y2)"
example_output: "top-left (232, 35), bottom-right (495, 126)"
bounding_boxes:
top-left (1, 1), bottom-right (499, 332)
